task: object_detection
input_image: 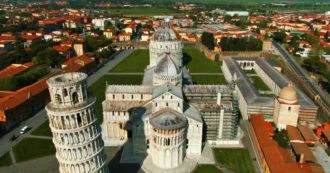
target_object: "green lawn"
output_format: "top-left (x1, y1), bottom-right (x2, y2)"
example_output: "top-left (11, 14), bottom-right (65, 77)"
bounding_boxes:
top-left (192, 75), bottom-right (227, 85)
top-left (109, 50), bottom-right (149, 73)
top-left (107, 7), bottom-right (180, 16)
top-left (249, 76), bottom-right (271, 92)
top-left (0, 152), bottom-right (12, 167)
top-left (184, 49), bottom-right (222, 73)
top-left (89, 75), bottom-right (143, 122)
top-left (30, 120), bottom-right (52, 137)
top-left (244, 69), bottom-right (257, 74)
top-left (214, 148), bottom-right (255, 173)
top-left (194, 165), bottom-right (223, 173)
top-left (13, 138), bottom-right (55, 163)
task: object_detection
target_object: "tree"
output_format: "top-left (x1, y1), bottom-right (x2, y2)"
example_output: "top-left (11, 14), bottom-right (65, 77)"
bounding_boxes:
top-left (219, 37), bottom-right (262, 51)
top-left (201, 32), bottom-right (215, 50)
top-left (32, 49), bottom-right (64, 68)
top-left (273, 31), bottom-right (286, 43)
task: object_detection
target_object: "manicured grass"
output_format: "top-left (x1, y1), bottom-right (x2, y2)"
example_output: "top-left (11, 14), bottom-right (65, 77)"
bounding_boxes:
top-left (192, 75), bottom-right (227, 85)
top-left (244, 69), bottom-right (257, 74)
top-left (30, 120), bottom-right (52, 137)
top-left (184, 49), bottom-right (222, 73)
top-left (194, 165), bottom-right (223, 173)
top-left (13, 138), bottom-right (55, 163)
top-left (109, 50), bottom-right (149, 73)
top-left (214, 148), bottom-right (255, 173)
top-left (88, 75), bottom-right (143, 122)
top-left (249, 76), bottom-right (271, 91)
top-left (0, 152), bottom-right (12, 167)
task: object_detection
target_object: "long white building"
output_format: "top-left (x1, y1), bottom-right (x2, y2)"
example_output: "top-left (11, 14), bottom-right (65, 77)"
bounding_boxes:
top-left (222, 57), bottom-right (318, 126)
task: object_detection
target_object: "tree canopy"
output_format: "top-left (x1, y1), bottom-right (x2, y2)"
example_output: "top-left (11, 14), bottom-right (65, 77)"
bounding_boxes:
top-left (201, 32), bottom-right (215, 50)
top-left (219, 37), bottom-right (262, 51)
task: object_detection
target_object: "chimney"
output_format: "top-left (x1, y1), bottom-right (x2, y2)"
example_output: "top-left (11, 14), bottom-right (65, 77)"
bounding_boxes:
top-left (299, 153), bottom-right (304, 164)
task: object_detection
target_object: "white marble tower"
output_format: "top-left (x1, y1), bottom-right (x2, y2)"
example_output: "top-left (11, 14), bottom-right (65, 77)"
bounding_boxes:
top-left (46, 72), bottom-right (109, 173)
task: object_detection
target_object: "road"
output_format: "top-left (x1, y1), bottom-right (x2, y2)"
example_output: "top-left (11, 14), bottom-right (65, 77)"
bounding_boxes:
top-left (241, 120), bottom-right (263, 173)
top-left (0, 50), bottom-right (133, 158)
top-left (272, 41), bottom-right (330, 116)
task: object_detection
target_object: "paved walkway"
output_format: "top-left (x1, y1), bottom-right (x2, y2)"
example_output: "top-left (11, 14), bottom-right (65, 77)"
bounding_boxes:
top-left (0, 50), bottom-right (134, 173)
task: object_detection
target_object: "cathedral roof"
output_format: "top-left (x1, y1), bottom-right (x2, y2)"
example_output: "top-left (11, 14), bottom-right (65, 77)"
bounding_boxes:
top-left (154, 53), bottom-right (179, 77)
top-left (150, 108), bottom-right (187, 130)
top-left (153, 83), bottom-right (183, 99)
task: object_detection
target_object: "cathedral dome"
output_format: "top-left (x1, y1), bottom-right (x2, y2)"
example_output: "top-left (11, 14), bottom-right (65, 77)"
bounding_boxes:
top-left (153, 28), bottom-right (177, 41)
top-left (154, 54), bottom-right (179, 77)
top-left (150, 110), bottom-right (187, 130)
top-left (278, 83), bottom-right (298, 104)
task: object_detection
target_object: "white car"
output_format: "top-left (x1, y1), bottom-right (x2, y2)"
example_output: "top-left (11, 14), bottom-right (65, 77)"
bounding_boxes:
top-left (20, 126), bottom-right (29, 134)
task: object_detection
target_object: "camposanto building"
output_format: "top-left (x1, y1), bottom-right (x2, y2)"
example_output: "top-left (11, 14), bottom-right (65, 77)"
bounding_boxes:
top-left (222, 57), bottom-right (318, 128)
top-left (102, 20), bottom-right (240, 171)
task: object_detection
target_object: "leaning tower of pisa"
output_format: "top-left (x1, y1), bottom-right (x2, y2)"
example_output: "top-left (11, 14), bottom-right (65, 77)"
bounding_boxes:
top-left (46, 72), bottom-right (109, 173)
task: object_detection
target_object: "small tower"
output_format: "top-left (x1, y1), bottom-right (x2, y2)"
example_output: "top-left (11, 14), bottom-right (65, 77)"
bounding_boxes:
top-left (273, 83), bottom-right (300, 130)
top-left (46, 72), bottom-right (109, 173)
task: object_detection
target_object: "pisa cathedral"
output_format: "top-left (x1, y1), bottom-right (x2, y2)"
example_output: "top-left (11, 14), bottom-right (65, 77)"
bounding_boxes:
top-left (101, 20), bottom-right (240, 171)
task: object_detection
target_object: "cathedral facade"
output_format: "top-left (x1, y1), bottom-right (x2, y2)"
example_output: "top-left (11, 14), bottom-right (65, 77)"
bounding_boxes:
top-left (102, 20), bottom-right (239, 170)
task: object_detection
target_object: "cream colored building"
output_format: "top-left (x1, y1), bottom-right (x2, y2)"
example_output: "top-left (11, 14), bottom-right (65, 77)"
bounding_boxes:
top-left (102, 20), bottom-right (240, 172)
top-left (273, 84), bottom-right (300, 130)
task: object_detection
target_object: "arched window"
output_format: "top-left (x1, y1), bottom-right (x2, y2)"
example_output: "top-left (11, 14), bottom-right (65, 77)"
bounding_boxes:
top-left (178, 103), bottom-right (180, 107)
top-left (166, 102), bottom-right (169, 106)
top-left (72, 92), bottom-right (78, 104)
top-left (63, 89), bottom-right (68, 97)
top-left (55, 94), bottom-right (62, 103)
top-left (131, 95), bottom-right (134, 99)
top-left (122, 94), bottom-right (125, 99)
top-left (166, 138), bottom-right (170, 146)
top-left (113, 94), bottom-right (115, 99)
top-left (288, 106), bottom-right (291, 111)
top-left (77, 113), bottom-right (82, 126)
top-left (155, 103), bottom-right (158, 107)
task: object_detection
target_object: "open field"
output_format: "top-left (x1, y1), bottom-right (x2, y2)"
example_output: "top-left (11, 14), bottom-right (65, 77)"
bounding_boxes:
top-left (31, 120), bottom-right (52, 137)
top-left (192, 75), bottom-right (227, 85)
top-left (184, 49), bottom-right (222, 73)
top-left (0, 152), bottom-right (12, 167)
top-left (214, 148), bottom-right (255, 173)
top-left (110, 50), bottom-right (149, 73)
top-left (106, 7), bottom-right (181, 16)
top-left (193, 164), bottom-right (223, 173)
top-left (13, 138), bottom-right (55, 163)
top-left (89, 75), bottom-right (143, 122)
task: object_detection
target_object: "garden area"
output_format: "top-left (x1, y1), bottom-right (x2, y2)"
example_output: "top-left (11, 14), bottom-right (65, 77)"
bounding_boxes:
top-left (12, 138), bottom-right (55, 163)
top-left (192, 75), bottom-right (227, 85)
top-left (193, 164), bottom-right (223, 173)
top-left (109, 50), bottom-right (149, 73)
top-left (0, 152), bottom-right (12, 167)
top-left (213, 148), bottom-right (255, 173)
top-left (30, 120), bottom-right (52, 137)
top-left (183, 49), bottom-right (222, 73)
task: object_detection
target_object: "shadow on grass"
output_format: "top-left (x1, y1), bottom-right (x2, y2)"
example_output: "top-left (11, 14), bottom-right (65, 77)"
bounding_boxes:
top-left (108, 146), bottom-right (143, 173)
top-left (182, 52), bottom-right (192, 66)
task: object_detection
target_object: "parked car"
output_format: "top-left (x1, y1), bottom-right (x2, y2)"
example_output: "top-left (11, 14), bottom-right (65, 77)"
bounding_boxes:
top-left (20, 126), bottom-right (29, 134)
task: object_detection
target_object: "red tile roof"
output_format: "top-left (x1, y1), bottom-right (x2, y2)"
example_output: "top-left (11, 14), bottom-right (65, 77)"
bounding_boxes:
top-left (251, 115), bottom-right (308, 173)
top-left (0, 62), bottom-right (34, 79)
